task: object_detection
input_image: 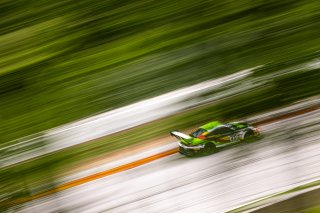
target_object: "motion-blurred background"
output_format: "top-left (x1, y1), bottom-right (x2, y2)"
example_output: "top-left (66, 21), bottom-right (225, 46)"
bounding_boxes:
top-left (1, 0), bottom-right (320, 212)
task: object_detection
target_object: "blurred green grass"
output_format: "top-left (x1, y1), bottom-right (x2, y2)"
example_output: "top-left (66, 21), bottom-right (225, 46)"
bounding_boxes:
top-left (1, 0), bottom-right (320, 142)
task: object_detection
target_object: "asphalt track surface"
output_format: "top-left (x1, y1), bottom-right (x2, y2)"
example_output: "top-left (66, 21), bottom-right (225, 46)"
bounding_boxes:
top-left (8, 108), bottom-right (320, 213)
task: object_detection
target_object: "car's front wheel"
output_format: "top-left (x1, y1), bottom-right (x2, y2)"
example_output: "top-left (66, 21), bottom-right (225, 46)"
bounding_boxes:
top-left (202, 143), bottom-right (216, 155)
top-left (243, 130), bottom-right (255, 142)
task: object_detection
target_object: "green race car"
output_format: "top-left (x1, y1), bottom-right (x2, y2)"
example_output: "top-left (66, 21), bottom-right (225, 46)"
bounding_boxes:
top-left (170, 121), bottom-right (260, 156)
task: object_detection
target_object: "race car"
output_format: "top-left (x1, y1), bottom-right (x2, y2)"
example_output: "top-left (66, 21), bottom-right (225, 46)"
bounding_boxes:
top-left (170, 121), bottom-right (260, 156)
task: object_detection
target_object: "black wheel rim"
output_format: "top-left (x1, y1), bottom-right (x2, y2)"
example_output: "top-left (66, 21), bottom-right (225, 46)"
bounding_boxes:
top-left (204, 143), bottom-right (215, 154)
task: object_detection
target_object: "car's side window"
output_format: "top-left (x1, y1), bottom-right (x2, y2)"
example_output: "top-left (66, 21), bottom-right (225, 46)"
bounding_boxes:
top-left (208, 126), bottom-right (233, 136)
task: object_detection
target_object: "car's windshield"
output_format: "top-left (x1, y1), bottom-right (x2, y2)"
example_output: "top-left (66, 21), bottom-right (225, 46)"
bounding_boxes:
top-left (190, 128), bottom-right (207, 137)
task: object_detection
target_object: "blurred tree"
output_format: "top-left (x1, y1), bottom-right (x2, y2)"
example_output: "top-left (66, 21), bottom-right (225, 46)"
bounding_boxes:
top-left (1, 0), bottom-right (320, 143)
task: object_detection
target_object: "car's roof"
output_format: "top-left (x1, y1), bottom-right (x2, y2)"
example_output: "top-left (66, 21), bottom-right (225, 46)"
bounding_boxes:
top-left (227, 121), bottom-right (248, 128)
top-left (200, 121), bottom-right (222, 131)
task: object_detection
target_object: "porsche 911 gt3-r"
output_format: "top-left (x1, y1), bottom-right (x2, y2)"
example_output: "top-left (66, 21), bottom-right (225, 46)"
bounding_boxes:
top-left (170, 121), bottom-right (260, 156)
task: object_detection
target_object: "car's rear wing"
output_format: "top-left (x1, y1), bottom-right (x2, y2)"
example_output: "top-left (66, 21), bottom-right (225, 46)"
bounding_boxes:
top-left (170, 131), bottom-right (193, 143)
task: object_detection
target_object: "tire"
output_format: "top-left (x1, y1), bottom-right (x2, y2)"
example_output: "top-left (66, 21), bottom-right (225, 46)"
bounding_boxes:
top-left (202, 143), bottom-right (216, 155)
top-left (179, 147), bottom-right (195, 157)
top-left (243, 130), bottom-right (254, 142)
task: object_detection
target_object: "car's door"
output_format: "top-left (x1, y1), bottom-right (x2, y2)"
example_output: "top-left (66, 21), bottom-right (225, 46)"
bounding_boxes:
top-left (206, 126), bottom-right (234, 142)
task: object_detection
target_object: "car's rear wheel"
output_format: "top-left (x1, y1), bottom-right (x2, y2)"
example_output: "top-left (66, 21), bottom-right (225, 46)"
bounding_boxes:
top-left (203, 143), bottom-right (216, 155)
top-left (179, 147), bottom-right (194, 157)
